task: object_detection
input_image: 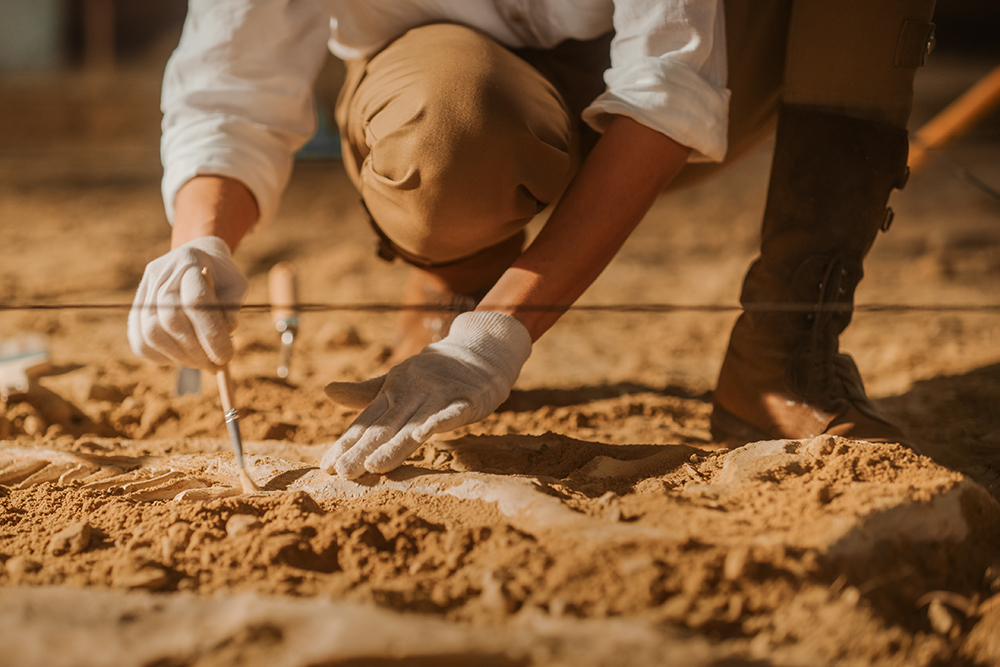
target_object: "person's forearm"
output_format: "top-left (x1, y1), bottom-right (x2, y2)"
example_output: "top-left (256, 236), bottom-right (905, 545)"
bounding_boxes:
top-left (479, 115), bottom-right (691, 340)
top-left (171, 176), bottom-right (259, 251)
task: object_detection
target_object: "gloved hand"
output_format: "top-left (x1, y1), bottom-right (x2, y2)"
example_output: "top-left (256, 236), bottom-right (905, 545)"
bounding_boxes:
top-left (321, 311), bottom-right (532, 479)
top-left (128, 236), bottom-right (249, 369)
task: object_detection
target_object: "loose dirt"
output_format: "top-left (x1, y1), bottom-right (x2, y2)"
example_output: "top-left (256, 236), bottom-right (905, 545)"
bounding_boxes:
top-left (0, 49), bottom-right (998, 667)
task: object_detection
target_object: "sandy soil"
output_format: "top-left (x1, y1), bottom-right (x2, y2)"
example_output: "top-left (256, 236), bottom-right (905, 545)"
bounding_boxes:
top-left (0, 46), bottom-right (998, 666)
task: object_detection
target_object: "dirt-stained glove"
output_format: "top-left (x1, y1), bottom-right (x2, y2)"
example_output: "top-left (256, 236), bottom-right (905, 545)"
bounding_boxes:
top-left (128, 236), bottom-right (249, 369)
top-left (321, 311), bottom-right (532, 479)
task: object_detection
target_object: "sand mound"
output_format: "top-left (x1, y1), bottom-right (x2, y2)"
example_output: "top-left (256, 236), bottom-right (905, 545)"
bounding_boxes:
top-left (2, 434), bottom-right (998, 666)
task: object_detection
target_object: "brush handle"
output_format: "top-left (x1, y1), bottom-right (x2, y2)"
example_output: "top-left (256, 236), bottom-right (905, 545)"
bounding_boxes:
top-left (216, 365), bottom-right (246, 468)
top-left (202, 266), bottom-right (253, 485)
top-left (216, 365), bottom-right (236, 413)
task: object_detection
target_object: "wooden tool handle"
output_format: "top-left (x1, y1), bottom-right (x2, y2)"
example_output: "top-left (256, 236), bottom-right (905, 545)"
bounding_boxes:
top-left (269, 262), bottom-right (299, 324)
top-left (216, 366), bottom-right (236, 413)
top-left (910, 64), bottom-right (1000, 173)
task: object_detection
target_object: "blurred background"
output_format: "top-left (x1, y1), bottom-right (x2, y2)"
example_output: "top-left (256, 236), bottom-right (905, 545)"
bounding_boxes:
top-left (0, 0), bottom-right (996, 464)
top-left (0, 0), bottom-right (997, 395)
top-left (0, 0), bottom-right (996, 187)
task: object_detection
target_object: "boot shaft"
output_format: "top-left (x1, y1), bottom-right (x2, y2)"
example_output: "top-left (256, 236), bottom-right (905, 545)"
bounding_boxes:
top-left (743, 105), bottom-right (910, 338)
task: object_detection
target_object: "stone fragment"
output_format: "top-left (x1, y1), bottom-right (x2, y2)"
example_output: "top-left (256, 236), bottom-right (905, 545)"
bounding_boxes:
top-left (4, 556), bottom-right (41, 579)
top-left (927, 599), bottom-right (959, 636)
top-left (724, 547), bottom-right (748, 581)
top-left (802, 434), bottom-right (838, 458)
top-left (47, 521), bottom-right (92, 556)
top-left (716, 440), bottom-right (809, 486)
top-left (226, 514), bottom-right (262, 538)
top-left (21, 415), bottom-right (47, 437)
top-left (165, 522), bottom-right (192, 553)
top-left (113, 564), bottom-right (170, 591)
top-left (479, 571), bottom-right (516, 615)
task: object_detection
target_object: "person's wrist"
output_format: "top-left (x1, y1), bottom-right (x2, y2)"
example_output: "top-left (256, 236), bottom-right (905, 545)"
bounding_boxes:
top-left (171, 176), bottom-right (258, 251)
top-left (441, 311), bottom-right (532, 383)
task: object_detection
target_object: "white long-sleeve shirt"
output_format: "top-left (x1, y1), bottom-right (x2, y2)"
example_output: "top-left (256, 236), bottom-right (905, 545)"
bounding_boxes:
top-left (161, 0), bottom-right (729, 225)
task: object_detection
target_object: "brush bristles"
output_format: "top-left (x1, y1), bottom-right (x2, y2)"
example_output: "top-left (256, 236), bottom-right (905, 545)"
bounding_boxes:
top-left (238, 468), bottom-right (261, 494)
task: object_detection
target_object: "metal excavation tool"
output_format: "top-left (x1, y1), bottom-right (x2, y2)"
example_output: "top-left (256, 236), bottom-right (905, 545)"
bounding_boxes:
top-left (268, 262), bottom-right (300, 379)
top-left (198, 266), bottom-right (259, 494)
top-left (0, 334), bottom-right (50, 402)
top-left (175, 366), bottom-right (201, 396)
top-left (216, 365), bottom-right (260, 494)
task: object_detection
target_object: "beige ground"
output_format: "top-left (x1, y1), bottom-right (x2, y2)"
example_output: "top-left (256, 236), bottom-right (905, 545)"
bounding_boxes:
top-left (0, 46), bottom-right (998, 666)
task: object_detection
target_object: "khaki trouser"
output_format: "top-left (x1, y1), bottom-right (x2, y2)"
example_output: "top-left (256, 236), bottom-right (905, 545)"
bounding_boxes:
top-left (335, 0), bottom-right (936, 267)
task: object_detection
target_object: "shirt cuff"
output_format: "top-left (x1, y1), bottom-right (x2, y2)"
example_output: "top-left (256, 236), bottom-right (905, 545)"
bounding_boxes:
top-left (582, 57), bottom-right (731, 163)
top-left (161, 115), bottom-right (297, 226)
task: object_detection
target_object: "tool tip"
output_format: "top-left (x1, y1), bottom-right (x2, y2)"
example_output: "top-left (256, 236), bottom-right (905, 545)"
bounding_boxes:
top-left (238, 467), bottom-right (262, 494)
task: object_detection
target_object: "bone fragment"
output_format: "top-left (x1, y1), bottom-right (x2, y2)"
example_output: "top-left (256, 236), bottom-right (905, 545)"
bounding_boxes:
top-left (18, 462), bottom-right (79, 489)
top-left (122, 471), bottom-right (184, 494)
top-left (128, 478), bottom-right (206, 502)
top-left (0, 460), bottom-right (49, 485)
top-left (57, 462), bottom-right (101, 485)
top-left (173, 486), bottom-right (241, 502)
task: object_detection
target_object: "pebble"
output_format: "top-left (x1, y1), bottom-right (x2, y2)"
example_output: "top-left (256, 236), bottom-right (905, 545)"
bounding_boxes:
top-left (47, 521), bottom-right (92, 556)
top-left (479, 571), bottom-right (516, 615)
top-left (927, 599), bottom-right (960, 637)
top-left (167, 522), bottom-right (192, 549)
top-left (5, 555), bottom-right (42, 579)
top-left (163, 522), bottom-right (192, 560)
top-left (226, 514), bottom-right (262, 538)
top-left (114, 564), bottom-right (170, 591)
top-left (724, 547), bottom-right (749, 580)
top-left (22, 415), bottom-right (47, 437)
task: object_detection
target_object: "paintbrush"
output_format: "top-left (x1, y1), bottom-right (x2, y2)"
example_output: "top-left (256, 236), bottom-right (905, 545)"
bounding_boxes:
top-left (199, 266), bottom-right (259, 494)
top-left (215, 365), bottom-right (260, 494)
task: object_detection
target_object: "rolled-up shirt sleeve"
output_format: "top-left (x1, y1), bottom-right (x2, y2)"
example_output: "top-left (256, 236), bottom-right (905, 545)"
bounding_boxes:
top-left (161, 0), bottom-right (331, 225)
top-left (582, 0), bottom-right (730, 162)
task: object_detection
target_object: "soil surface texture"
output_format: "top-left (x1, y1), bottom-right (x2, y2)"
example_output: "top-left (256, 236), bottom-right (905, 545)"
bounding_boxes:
top-left (0, 44), bottom-right (998, 667)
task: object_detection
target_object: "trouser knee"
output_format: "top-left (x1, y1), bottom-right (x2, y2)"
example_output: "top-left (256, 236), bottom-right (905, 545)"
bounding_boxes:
top-left (338, 24), bottom-right (575, 265)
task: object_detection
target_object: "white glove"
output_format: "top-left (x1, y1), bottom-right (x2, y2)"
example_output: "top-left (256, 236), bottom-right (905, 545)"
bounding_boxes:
top-left (128, 236), bottom-right (249, 369)
top-left (321, 311), bottom-right (532, 479)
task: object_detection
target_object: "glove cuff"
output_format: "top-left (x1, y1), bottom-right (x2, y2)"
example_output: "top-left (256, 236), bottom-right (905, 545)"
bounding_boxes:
top-left (182, 236), bottom-right (234, 261)
top-left (444, 311), bottom-right (532, 384)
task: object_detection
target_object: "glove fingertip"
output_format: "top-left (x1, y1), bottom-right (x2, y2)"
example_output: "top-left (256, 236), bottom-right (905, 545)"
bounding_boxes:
top-left (319, 440), bottom-right (349, 474)
top-left (364, 450), bottom-right (403, 475)
top-left (335, 456), bottom-right (367, 480)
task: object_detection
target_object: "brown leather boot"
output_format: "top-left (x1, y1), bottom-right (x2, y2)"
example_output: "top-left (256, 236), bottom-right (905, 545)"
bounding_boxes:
top-left (711, 105), bottom-right (914, 448)
top-left (387, 231), bottom-right (524, 366)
